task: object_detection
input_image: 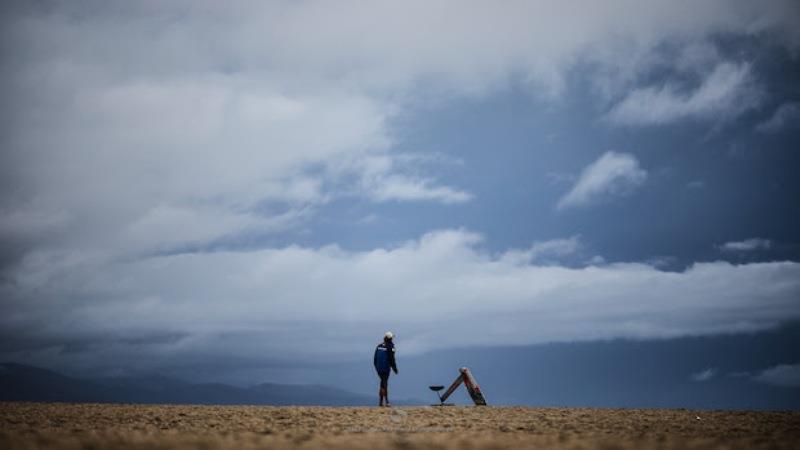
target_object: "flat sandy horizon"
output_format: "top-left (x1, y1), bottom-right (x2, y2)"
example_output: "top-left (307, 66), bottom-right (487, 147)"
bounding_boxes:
top-left (1, 402), bottom-right (798, 449)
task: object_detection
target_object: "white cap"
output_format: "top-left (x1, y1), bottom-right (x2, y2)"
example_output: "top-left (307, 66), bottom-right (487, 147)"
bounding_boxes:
top-left (384, 331), bottom-right (394, 340)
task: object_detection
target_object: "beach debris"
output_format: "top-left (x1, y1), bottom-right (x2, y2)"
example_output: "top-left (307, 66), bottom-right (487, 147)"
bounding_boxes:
top-left (428, 367), bottom-right (487, 406)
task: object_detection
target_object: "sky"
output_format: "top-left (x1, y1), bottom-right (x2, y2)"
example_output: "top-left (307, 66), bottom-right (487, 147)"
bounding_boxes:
top-left (1, 1), bottom-right (799, 404)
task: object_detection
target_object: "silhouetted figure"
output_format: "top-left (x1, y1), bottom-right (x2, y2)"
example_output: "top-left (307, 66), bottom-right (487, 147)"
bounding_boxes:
top-left (373, 331), bottom-right (398, 407)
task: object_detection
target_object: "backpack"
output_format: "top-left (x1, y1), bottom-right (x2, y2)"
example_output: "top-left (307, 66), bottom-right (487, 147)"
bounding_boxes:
top-left (374, 343), bottom-right (392, 373)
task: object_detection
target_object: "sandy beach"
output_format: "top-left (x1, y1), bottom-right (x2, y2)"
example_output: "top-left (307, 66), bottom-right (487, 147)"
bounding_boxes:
top-left (1, 402), bottom-right (798, 450)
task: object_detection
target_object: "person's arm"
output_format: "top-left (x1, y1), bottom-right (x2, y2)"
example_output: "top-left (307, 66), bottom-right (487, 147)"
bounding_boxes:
top-left (373, 346), bottom-right (379, 371)
top-left (389, 343), bottom-right (398, 374)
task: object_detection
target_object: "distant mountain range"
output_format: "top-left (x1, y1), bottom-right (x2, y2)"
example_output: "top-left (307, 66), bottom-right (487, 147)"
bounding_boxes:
top-left (0, 362), bottom-right (389, 406)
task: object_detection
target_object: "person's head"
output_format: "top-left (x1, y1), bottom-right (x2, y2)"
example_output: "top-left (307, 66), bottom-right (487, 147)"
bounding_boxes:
top-left (384, 331), bottom-right (394, 342)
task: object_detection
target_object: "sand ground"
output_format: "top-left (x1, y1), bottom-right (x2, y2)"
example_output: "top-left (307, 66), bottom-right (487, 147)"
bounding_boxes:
top-left (1, 402), bottom-right (798, 449)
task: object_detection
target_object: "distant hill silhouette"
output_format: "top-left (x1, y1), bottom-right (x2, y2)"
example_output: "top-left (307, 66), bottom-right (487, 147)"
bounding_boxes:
top-left (0, 362), bottom-right (386, 406)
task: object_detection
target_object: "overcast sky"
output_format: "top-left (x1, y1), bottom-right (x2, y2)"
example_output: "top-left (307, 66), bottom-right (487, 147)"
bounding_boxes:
top-left (1, 1), bottom-right (799, 387)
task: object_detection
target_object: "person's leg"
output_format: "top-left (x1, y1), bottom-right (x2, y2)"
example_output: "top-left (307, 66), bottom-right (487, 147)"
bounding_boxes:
top-left (384, 373), bottom-right (391, 407)
top-left (379, 374), bottom-right (388, 406)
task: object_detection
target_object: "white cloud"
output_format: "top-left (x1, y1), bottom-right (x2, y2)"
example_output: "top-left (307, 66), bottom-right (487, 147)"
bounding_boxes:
top-left (124, 205), bottom-right (309, 255)
top-left (500, 236), bottom-right (581, 265)
top-left (2, 229), bottom-right (799, 372)
top-left (720, 238), bottom-right (772, 252)
top-left (756, 102), bottom-right (800, 133)
top-left (691, 368), bottom-right (717, 382)
top-left (587, 255), bottom-right (606, 266)
top-left (607, 62), bottom-right (762, 125)
top-left (4, 75), bottom-right (396, 255)
top-left (2, 1), bottom-right (797, 262)
top-left (557, 152), bottom-right (647, 210)
top-left (753, 364), bottom-right (800, 387)
top-left (333, 153), bottom-right (473, 205)
top-left (368, 175), bottom-right (473, 204)
top-left (644, 256), bottom-right (677, 269)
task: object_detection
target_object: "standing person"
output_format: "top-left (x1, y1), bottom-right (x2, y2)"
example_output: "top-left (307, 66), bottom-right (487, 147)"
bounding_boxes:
top-left (373, 331), bottom-right (398, 407)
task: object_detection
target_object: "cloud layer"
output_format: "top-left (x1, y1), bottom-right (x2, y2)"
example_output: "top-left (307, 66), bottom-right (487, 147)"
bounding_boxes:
top-left (607, 63), bottom-right (761, 125)
top-left (756, 102), bottom-right (800, 133)
top-left (720, 238), bottom-right (773, 252)
top-left (3, 0), bottom-right (797, 263)
top-left (2, 1), bottom-right (799, 377)
top-left (557, 152), bottom-right (647, 210)
top-left (691, 368), bottom-right (717, 382)
top-left (2, 229), bottom-right (799, 373)
top-left (754, 364), bottom-right (800, 387)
